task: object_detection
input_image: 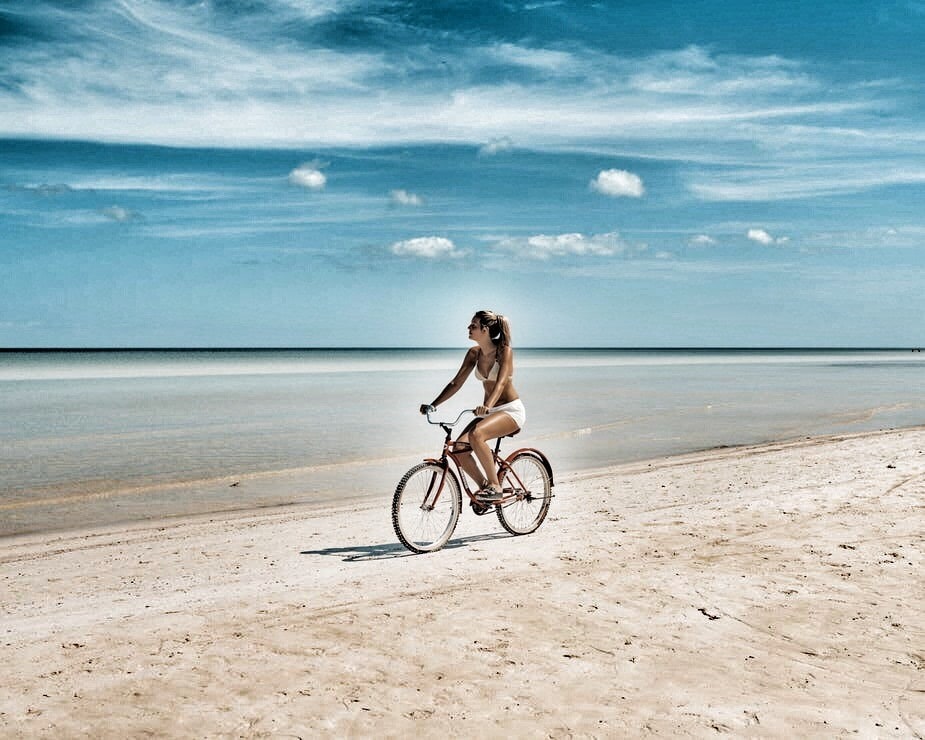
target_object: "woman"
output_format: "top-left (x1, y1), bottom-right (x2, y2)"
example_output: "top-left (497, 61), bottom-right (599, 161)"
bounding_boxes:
top-left (420, 310), bottom-right (526, 502)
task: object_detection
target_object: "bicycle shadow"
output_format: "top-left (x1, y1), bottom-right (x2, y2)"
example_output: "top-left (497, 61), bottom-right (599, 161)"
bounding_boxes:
top-left (301, 532), bottom-right (511, 562)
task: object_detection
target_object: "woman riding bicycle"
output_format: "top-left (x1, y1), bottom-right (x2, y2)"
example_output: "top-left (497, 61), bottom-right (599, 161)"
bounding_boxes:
top-left (420, 310), bottom-right (525, 502)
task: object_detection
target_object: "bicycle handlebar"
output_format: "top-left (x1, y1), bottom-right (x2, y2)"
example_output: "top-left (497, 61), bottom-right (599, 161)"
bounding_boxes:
top-left (424, 408), bottom-right (478, 427)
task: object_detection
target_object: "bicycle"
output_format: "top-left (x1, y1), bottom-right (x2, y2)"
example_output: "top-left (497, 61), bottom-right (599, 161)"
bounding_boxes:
top-left (392, 408), bottom-right (554, 554)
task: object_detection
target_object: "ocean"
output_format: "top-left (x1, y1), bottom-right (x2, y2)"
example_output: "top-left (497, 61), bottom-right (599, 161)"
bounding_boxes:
top-left (2, 348), bottom-right (923, 537)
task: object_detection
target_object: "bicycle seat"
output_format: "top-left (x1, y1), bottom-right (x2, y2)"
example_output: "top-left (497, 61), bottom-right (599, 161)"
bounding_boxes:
top-left (504, 429), bottom-right (520, 438)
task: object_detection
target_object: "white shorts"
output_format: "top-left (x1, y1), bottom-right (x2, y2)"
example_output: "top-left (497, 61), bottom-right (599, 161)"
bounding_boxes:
top-left (488, 398), bottom-right (526, 429)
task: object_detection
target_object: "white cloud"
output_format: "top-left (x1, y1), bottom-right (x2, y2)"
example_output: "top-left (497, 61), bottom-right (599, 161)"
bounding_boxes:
top-left (390, 236), bottom-right (461, 259)
top-left (493, 232), bottom-right (633, 260)
top-left (479, 137), bottom-right (515, 156)
top-left (389, 189), bottom-right (423, 206)
top-left (288, 165), bottom-right (326, 190)
top-left (101, 205), bottom-right (137, 222)
top-left (590, 169), bottom-right (645, 198)
top-left (747, 228), bottom-right (774, 245)
top-left (688, 234), bottom-right (717, 246)
top-left (747, 228), bottom-right (789, 245)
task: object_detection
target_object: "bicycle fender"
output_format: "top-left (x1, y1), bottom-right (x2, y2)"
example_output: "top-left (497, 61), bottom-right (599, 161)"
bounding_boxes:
top-left (506, 448), bottom-right (555, 487)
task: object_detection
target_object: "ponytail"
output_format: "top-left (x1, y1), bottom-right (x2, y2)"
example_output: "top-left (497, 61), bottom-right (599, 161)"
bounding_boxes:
top-left (474, 310), bottom-right (512, 348)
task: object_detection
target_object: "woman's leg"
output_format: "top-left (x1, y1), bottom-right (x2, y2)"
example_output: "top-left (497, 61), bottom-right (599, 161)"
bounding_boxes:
top-left (454, 448), bottom-right (487, 487)
top-left (454, 422), bottom-right (489, 487)
top-left (468, 413), bottom-right (519, 489)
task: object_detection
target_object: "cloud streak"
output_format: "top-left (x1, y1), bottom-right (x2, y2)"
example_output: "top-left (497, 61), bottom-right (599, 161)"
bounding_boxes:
top-left (0, 4), bottom-right (895, 154)
top-left (479, 137), bottom-right (515, 156)
top-left (389, 189), bottom-right (423, 206)
top-left (491, 232), bottom-right (640, 260)
top-left (101, 205), bottom-right (139, 222)
top-left (689, 161), bottom-right (925, 201)
top-left (688, 234), bottom-right (717, 246)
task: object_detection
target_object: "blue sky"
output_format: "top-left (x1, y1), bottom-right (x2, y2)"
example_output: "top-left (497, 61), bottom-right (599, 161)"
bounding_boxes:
top-left (2, 0), bottom-right (925, 347)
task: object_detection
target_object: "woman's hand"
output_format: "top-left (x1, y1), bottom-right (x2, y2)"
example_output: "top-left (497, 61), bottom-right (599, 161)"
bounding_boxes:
top-left (474, 405), bottom-right (490, 417)
top-left (420, 404), bottom-right (435, 415)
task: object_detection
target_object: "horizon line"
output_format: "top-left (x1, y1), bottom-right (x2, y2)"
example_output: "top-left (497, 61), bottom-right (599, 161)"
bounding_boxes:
top-left (1, 346), bottom-right (922, 353)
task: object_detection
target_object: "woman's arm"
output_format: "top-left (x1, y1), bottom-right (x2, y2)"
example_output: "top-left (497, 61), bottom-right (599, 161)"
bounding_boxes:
top-left (421, 347), bottom-right (477, 413)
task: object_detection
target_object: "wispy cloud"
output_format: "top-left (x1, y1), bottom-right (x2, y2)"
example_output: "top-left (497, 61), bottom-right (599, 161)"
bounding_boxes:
top-left (58, 175), bottom-right (239, 194)
top-left (1, 2), bottom-right (921, 210)
top-left (628, 47), bottom-right (818, 97)
top-left (0, 4), bottom-right (892, 158)
top-left (491, 232), bottom-right (640, 260)
top-left (479, 137), bottom-right (515, 156)
top-left (389, 189), bottom-right (423, 206)
top-left (804, 226), bottom-right (925, 249)
top-left (101, 205), bottom-right (139, 222)
top-left (487, 43), bottom-right (577, 73)
top-left (689, 161), bottom-right (925, 201)
top-left (688, 234), bottom-right (717, 246)
top-left (5, 183), bottom-right (73, 196)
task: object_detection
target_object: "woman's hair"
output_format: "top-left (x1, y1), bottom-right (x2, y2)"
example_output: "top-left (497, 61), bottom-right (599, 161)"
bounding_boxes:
top-left (474, 310), bottom-right (511, 348)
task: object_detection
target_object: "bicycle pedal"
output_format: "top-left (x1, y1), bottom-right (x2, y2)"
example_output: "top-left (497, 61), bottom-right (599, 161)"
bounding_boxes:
top-left (469, 501), bottom-right (492, 515)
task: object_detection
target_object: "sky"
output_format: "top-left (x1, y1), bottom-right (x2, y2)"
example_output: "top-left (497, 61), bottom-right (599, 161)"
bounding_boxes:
top-left (2, 0), bottom-right (925, 348)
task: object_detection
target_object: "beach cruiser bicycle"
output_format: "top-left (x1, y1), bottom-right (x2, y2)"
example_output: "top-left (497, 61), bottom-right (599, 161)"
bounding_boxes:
top-left (392, 408), bottom-right (554, 554)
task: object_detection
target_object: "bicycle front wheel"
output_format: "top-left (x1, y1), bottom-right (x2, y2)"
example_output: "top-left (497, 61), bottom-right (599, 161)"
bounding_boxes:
top-left (392, 462), bottom-right (461, 553)
top-left (497, 452), bottom-right (552, 535)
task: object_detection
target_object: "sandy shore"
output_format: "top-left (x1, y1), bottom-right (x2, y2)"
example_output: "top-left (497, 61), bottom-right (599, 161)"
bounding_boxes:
top-left (2, 428), bottom-right (924, 737)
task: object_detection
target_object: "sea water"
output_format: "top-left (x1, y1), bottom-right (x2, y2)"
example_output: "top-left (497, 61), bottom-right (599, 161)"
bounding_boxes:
top-left (2, 348), bottom-right (924, 537)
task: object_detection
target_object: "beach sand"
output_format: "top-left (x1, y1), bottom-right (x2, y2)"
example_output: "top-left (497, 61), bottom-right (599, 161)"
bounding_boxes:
top-left (2, 428), bottom-right (924, 737)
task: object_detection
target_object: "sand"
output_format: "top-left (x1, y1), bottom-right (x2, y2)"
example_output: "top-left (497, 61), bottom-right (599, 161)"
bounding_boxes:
top-left (1, 427), bottom-right (924, 738)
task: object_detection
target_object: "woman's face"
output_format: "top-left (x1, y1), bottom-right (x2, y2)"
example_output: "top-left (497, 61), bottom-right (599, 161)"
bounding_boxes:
top-left (468, 317), bottom-right (488, 342)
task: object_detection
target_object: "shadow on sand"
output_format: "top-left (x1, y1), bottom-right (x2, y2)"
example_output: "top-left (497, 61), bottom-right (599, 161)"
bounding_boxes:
top-left (301, 532), bottom-right (511, 562)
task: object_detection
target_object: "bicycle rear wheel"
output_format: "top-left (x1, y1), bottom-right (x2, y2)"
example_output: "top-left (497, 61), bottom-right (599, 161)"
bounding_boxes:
top-left (392, 462), bottom-right (461, 553)
top-left (497, 452), bottom-right (552, 535)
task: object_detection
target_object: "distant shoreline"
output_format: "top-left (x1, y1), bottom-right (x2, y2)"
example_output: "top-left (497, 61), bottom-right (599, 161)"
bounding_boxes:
top-left (2, 346), bottom-right (922, 353)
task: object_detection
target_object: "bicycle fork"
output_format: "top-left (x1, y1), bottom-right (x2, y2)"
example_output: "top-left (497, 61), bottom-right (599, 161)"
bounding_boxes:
top-left (420, 465), bottom-right (448, 511)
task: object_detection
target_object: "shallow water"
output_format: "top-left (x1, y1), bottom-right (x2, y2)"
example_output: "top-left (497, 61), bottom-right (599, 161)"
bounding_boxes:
top-left (2, 348), bottom-right (924, 536)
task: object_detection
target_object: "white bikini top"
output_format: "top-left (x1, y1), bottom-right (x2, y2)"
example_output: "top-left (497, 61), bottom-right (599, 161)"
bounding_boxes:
top-left (474, 360), bottom-right (500, 382)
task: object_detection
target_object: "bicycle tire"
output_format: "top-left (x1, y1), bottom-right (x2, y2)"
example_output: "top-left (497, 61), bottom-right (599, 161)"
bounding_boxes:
top-left (496, 452), bottom-right (552, 535)
top-left (392, 462), bottom-right (462, 553)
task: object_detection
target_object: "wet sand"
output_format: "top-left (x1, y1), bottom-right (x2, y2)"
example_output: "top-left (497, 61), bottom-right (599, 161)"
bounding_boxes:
top-left (2, 428), bottom-right (924, 737)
